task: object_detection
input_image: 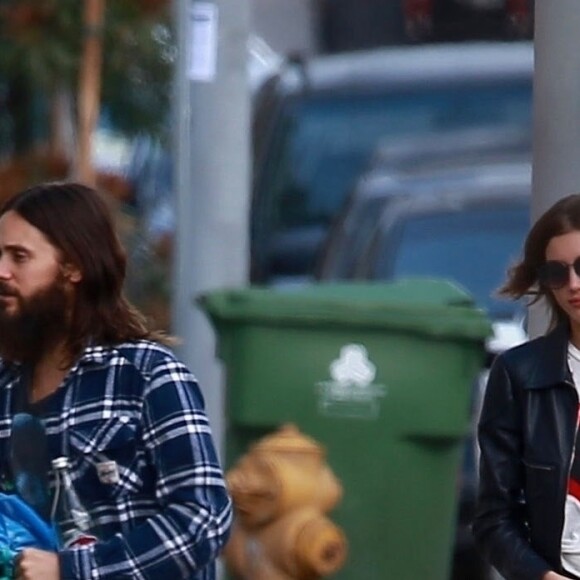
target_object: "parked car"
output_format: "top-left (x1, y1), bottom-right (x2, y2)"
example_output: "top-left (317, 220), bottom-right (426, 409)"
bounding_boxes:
top-left (316, 157), bottom-right (531, 282)
top-left (363, 125), bottom-right (531, 180)
top-left (251, 41), bottom-right (533, 285)
top-left (350, 169), bottom-right (530, 320)
top-left (317, 161), bottom-right (530, 580)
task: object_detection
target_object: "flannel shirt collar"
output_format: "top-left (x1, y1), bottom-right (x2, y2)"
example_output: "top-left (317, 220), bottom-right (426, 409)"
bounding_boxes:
top-left (76, 343), bottom-right (114, 367)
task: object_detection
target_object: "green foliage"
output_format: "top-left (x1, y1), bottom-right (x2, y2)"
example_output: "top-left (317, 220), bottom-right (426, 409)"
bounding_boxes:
top-left (0, 0), bottom-right (174, 139)
top-left (0, 0), bottom-right (81, 90)
top-left (102, 6), bottom-right (174, 136)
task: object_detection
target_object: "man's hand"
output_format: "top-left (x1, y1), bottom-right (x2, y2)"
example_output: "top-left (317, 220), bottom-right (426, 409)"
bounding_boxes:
top-left (14, 548), bottom-right (60, 580)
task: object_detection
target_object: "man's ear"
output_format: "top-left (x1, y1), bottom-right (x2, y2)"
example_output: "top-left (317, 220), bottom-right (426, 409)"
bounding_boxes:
top-left (62, 263), bottom-right (82, 284)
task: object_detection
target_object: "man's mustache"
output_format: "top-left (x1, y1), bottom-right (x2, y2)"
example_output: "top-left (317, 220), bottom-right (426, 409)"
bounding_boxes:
top-left (0, 284), bottom-right (18, 297)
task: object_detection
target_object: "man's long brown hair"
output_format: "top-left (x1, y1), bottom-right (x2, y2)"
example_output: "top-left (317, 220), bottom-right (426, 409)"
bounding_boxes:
top-left (0, 182), bottom-right (168, 363)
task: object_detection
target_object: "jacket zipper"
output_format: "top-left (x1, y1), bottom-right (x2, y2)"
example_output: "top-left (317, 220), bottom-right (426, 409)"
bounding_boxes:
top-left (564, 378), bottom-right (579, 483)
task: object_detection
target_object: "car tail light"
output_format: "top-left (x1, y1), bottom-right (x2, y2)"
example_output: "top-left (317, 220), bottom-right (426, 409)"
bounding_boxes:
top-left (403, 0), bottom-right (434, 39)
top-left (403, 0), bottom-right (434, 20)
top-left (506, 0), bottom-right (533, 36)
top-left (507, 0), bottom-right (530, 17)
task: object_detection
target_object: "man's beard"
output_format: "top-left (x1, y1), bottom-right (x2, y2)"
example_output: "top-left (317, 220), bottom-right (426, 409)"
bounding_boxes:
top-left (0, 276), bottom-right (70, 364)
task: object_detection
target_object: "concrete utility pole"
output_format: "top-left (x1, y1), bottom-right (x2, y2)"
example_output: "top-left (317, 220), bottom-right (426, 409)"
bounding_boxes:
top-left (172, 0), bottom-right (251, 456)
top-left (529, 0), bottom-right (580, 337)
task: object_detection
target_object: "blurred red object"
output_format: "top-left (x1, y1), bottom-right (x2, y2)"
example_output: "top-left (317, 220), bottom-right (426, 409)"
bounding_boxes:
top-left (0, 1), bottom-right (55, 37)
top-left (403, 0), bottom-right (434, 39)
top-left (133, 0), bottom-right (170, 15)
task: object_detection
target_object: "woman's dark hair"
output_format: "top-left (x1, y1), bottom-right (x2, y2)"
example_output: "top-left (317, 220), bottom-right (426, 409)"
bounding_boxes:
top-left (501, 193), bottom-right (580, 329)
top-left (0, 182), bottom-right (168, 362)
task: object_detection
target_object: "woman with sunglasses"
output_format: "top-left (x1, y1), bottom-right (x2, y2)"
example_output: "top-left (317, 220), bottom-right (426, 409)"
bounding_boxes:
top-left (474, 193), bottom-right (580, 580)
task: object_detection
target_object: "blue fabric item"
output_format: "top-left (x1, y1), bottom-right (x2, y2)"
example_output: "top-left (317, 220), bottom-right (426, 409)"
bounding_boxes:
top-left (0, 492), bottom-right (58, 578)
top-left (0, 493), bottom-right (58, 553)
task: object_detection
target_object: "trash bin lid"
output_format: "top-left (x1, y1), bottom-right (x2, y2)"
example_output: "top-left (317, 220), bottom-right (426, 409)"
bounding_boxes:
top-left (198, 278), bottom-right (492, 341)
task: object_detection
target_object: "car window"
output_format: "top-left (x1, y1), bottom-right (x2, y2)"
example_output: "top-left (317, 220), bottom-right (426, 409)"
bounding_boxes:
top-left (258, 83), bottom-right (531, 233)
top-left (373, 204), bottom-right (530, 319)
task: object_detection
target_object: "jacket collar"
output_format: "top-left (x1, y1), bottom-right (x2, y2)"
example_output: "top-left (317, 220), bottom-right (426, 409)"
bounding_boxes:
top-left (525, 323), bottom-right (573, 389)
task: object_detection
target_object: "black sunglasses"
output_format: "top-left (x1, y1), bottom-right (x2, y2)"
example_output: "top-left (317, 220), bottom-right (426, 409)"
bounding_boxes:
top-left (537, 257), bottom-right (580, 289)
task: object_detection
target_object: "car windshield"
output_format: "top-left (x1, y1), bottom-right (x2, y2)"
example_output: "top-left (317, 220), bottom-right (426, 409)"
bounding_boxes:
top-left (263, 83), bottom-right (531, 231)
top-left (375, 204), bottom-right (529, 320)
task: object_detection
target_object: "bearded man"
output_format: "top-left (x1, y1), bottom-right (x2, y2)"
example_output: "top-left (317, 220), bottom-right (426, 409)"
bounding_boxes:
top-left (0, 182), bottom-right (231, 579)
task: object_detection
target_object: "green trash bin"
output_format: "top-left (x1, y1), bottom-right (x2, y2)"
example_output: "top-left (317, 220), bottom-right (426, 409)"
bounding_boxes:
top-left (199, 278), bottom-right (491, 580)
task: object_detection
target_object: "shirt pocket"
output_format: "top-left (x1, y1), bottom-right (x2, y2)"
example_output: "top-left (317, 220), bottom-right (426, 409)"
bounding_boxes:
top-left (68, 416), bottom-right (144, 501)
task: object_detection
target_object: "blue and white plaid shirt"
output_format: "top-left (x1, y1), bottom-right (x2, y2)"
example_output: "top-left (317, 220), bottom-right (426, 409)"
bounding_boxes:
top-left (0, 340), bottom-right (232, 579)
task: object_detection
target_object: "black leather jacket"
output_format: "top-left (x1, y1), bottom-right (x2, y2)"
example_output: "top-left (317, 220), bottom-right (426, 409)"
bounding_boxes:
top-left (474, 324), bottom-right (580, 580)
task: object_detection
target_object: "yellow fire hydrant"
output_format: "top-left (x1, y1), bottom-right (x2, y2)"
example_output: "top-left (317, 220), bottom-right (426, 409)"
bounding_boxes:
top-left (224, 424), bottom-right (347, 580)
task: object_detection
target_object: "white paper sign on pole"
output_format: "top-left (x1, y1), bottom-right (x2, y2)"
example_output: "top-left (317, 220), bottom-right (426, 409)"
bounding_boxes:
top-left (188, 2), bottom-right (218, 82)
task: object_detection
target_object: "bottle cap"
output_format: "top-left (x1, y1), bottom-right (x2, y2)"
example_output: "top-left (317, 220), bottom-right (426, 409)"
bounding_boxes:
top-left (52, 456), bottom-right (69, 469)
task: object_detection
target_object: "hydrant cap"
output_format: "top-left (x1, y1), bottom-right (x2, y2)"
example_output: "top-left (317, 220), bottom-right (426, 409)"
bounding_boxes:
top-left (252, 423), bottom-right (325, 457)
top-left (295, 514), bottom-right (348, 576)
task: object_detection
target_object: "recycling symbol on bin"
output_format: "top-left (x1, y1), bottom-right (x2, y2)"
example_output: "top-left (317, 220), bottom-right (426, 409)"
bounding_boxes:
top-left (317, 344), bottom-right (385, 420)
top-left (330, 344), bottom-right (376, 387)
